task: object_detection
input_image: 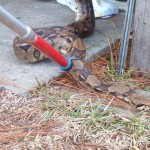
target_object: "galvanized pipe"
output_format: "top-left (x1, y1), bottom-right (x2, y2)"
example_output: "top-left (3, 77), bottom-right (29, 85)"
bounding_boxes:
top-left (117, 0), bottom-right (135, 75)
top-left (0, 5), bottom-right (35, 42)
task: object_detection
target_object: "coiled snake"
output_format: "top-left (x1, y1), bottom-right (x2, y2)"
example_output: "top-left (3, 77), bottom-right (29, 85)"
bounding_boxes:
top-left (13, 0), bottom-right (150, 110)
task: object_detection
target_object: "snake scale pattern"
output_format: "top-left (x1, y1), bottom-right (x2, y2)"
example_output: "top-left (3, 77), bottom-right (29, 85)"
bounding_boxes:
top-left (13, 0), bottom-right (150, 110)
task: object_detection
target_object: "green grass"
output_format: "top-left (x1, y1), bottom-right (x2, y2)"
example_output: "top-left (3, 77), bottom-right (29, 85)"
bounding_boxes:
top-left (109, 51), bottom-right (134, 82)
top-left (37, 84), bottom-right (149, 141)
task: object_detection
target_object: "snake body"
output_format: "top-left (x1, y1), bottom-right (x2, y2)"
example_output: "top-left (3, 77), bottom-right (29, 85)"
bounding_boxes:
top-left (13, 0), bottom-right (150, 109)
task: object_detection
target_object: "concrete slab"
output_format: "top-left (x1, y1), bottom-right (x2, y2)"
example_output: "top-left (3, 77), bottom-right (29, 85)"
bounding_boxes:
top-left (0, 0), bottom-right (126, 94)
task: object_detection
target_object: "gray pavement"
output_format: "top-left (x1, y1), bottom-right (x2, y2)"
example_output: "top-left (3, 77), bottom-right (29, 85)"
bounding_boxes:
top-left (0, 0), bottom-right (127, 94)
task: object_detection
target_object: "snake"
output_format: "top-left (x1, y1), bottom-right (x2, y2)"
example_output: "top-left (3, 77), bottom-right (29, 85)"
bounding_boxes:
top-left (13, 0), bottom-right (150, 110)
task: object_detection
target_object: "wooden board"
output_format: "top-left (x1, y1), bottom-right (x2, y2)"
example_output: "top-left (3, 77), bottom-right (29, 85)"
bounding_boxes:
top-left (131, 0), bottom-right (150, 74)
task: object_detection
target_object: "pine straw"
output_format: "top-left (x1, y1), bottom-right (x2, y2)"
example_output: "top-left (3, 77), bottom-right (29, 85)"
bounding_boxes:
top-left (0, 39), bottom-right (150, 149)
top-left (0, 89), bottom-right (61, 145)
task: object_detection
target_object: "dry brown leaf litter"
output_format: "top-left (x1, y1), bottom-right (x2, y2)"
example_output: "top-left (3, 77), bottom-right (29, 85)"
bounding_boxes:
top-left (0, 40), bottom-right (150, 149)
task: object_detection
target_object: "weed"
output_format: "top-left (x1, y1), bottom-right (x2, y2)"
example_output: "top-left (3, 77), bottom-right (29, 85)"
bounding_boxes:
top-left (109, 51), bottom-right (117, 76)
top-left (118, 112), bottom-right (149, 139)
top-left (40, 102), bottom-right (49, 111)
top-left (109, 51), bottom-right (133, 81)
top-left (63, 92), bottom-right (71, 100)
top-left (44, 106), bottom-right (59, 121)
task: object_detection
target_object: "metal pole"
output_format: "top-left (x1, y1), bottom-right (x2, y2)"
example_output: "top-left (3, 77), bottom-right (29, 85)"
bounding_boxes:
top-left (0, 6), bottom-right (72, 70)
top-left (0, 5), bottom-right (35, 41)
top-left (117, 0), bottom-right (135, 75)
